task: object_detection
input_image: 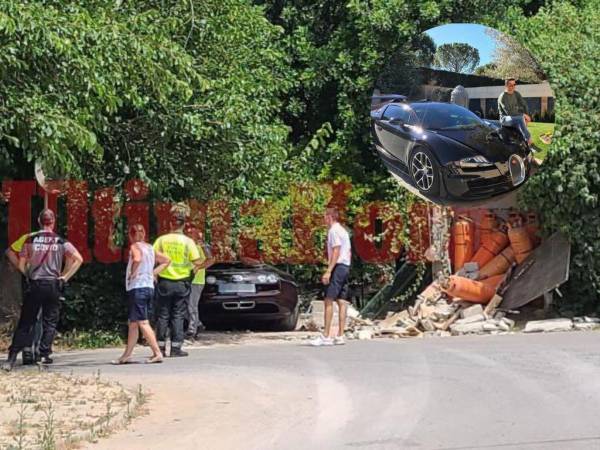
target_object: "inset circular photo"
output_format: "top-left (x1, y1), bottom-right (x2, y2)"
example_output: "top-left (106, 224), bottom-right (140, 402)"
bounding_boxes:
top-left (371, 24), bottom-right (554, 207)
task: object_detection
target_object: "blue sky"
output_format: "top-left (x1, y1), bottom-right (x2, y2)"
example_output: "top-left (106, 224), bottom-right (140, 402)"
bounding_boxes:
top-left (425, 24), bottom-right (497, 67)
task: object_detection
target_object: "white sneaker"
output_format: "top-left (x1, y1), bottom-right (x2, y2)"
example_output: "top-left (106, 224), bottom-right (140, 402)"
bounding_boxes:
top-left (310, 335), bottom-right (333, 347)
top-left (333, 336), bottom-right (346, 345)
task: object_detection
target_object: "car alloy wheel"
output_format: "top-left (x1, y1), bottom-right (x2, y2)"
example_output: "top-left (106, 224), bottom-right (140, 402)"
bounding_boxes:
top-left (411, 151), bottom-right (435, 191)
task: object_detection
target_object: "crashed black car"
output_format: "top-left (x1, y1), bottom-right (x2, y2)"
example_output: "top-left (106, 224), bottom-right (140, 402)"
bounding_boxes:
top-left (200, 260), bottom-right (299, 331)
top-left (371, 97), bottom-right (533, 202)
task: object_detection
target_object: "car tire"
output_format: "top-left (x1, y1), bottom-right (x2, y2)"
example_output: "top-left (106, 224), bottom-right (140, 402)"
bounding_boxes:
top-left (274, 304), bottom-right (300, 332)
top-left (409, 146), bottom-right (440, 195)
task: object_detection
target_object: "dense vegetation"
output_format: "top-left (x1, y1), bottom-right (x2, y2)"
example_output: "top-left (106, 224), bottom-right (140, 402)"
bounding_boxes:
top-left (2, 0), bottom-right (599, 330)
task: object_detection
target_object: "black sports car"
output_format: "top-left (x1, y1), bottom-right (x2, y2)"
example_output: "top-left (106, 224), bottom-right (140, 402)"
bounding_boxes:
top-left (371, 97), bottom-right (534, 203)
top-left (200, 260), bottom-right (299, 331)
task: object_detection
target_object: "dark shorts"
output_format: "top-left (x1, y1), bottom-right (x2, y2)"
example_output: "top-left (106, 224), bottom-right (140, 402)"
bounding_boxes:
top-left (127, 287), bottom-right (154, 322)
top-left (325, 264), bottom-right (350, 301)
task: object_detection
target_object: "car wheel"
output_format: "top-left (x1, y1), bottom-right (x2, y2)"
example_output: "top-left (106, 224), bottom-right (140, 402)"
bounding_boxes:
top-left (274, 304), bottom-right (300, 331)
top-left (409, 147), bottom-right (440, 195)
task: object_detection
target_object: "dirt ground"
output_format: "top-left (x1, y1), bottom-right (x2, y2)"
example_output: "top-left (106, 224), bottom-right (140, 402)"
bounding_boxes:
top-left (0, 368), bottom-right (146, 450)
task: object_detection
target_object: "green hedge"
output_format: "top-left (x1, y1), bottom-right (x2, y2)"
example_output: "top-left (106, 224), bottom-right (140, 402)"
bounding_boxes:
top-left (509, 1), bottom-right (600, 313)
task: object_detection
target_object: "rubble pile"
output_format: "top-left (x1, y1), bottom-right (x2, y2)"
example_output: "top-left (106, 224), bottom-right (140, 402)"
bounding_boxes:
top-left (346, 281), bottom-right (515, 339)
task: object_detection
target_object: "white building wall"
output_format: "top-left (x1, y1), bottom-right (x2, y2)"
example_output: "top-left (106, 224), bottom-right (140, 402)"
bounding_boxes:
top-left (465, 82), bottom-right (554, 99)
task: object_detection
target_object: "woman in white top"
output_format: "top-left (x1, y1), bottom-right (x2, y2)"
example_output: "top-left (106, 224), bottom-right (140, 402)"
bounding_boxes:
top-left (113, 224), bottom-right (170, 364)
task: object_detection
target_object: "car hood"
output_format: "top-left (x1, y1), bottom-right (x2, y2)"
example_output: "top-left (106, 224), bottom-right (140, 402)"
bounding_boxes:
top-left (433, 124), bottom-right (527, 162)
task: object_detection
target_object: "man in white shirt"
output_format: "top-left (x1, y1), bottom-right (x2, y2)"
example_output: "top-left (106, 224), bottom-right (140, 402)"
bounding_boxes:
top-left (311, 208), bottom-right (352, 346)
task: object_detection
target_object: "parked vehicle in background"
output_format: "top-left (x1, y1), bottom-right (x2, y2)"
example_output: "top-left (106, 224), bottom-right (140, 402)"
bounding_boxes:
top-left (200, 260), bottom-right (299, 331)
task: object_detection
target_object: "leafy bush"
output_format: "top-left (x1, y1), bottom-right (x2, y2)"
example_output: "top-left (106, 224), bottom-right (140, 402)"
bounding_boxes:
top-left (59, 263), bottom-right (127, 332)
top-left (506, 1), bottom-right (600, 312)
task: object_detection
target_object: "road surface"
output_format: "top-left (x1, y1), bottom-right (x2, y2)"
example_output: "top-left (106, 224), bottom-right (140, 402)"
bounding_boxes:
top-left (50, 331), bottom-right (600, 450)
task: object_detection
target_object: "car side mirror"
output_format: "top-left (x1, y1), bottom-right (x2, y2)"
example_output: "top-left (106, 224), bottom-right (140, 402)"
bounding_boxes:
top-left (388, 116), bottom-right (404, 125)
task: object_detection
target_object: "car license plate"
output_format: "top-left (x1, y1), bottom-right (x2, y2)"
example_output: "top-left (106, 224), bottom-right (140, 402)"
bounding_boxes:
top-left (218, 283), bottom-right (256, 294)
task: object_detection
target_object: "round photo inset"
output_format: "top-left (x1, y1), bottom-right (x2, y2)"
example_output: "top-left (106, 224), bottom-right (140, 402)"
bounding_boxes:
top-left (370, 24), bottom-right (555, 207)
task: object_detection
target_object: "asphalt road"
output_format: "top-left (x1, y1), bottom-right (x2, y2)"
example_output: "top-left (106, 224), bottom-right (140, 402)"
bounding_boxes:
top-left (49, 331), bottom-right (600, 450)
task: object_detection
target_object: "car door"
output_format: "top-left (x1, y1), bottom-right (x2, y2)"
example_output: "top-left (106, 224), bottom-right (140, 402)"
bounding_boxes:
top-left (374, 104), bottom-right (414, 167)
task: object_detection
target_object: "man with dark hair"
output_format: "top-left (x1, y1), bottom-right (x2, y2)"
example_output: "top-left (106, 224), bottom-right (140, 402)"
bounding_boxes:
top-left (311, 207), bottom-right (352, 347)
top-left (153, 209), bottom-right (202, 357)
top-left (5, 233), bottom-right (43, 365)
top-left (2, 209), bottom-right (83, 371)
top-left (498, 78), bottom-right (533, 145)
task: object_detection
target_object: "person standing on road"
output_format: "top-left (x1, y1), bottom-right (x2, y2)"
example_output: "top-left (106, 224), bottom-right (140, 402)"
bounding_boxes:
top-left (311, 208), bottom-right (352, 347)
top-left (498, 77), bottom-right (533, 146)
top-left (2, 209), bottom-right (83, 371)
top-left (186, 230), bottom-right (214, 340)
top-left (113, 224), bottom-right (171, 365)
top-left (5, 233), bottom-right (44, 365)
top-left (153, 210), bottom-right (202, 357)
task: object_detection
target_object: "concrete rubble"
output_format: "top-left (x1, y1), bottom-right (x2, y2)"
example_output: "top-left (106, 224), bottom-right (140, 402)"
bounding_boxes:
top-left (523, 317), bottom-right (600, 333)
top-left (301, 297), bottom-right (600, 341)
top-left (344, 281), bottom-right (518, 340)
top-left (524, 318), bottom-right (573, 333)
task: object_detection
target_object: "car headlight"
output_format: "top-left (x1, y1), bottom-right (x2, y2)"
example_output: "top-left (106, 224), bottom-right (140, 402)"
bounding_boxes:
top-left (265, 274), bottom-right (279, 284)
top-left (206, 276), bottom-right (217, 284)
top-left (456, 156), bottom-right (494, 168)
top-left (257, 275), bottom-right (267, 283)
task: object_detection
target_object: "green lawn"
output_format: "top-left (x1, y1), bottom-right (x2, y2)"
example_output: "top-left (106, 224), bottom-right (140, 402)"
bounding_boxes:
top-left (528, 122), bottom-right (555, 160)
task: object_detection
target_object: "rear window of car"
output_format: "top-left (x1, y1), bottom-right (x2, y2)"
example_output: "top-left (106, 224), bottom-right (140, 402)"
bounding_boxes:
top-left (412, 103), bottom-right (483, 130)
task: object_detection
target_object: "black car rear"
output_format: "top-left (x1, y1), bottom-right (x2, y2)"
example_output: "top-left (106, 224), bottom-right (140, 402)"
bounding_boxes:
top-left (200, 262), bottom-right (299, 331)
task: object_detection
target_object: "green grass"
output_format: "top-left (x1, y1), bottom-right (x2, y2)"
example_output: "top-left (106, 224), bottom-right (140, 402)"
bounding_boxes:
top-left (528, 122), bottom-right (555, 160)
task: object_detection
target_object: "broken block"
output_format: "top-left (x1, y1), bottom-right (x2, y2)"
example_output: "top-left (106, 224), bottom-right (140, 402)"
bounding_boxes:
top-left (450, 322), bottom-right (485, 335)
top-left (524, 318), bottom-right (573, 333)
top-left (460, 304), bottom-right (484, 319)
top-left (455, 314), bottom-right (485, 325)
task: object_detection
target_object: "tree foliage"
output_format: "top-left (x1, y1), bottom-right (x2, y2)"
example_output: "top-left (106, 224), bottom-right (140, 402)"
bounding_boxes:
top-left (506, 0), bottom-right (600, 312)
top-left (433, 43), bottom-right (480, 73)
top-left (0, 0), bottom-right (293, 200)
top-left (475, 27), bottom-right (546, 82)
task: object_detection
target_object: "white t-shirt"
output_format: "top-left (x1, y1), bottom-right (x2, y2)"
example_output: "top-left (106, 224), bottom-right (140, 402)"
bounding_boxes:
top-left (327, 222), bottom-right (351, 266)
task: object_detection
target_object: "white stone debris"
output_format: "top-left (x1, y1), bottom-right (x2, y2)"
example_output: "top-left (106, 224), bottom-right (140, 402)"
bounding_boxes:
top-left (524, 318), bottom-right (573, 333)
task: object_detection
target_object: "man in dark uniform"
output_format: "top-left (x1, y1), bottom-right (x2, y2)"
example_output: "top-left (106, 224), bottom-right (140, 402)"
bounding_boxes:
top-left (1, 209), bottom-right (83, 371)
top-left (5, 233), bottom-right (43, 365)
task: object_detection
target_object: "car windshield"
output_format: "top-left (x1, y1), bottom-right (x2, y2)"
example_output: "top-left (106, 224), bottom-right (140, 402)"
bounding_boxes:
top-left (411, 103), bottom-right (483, 131)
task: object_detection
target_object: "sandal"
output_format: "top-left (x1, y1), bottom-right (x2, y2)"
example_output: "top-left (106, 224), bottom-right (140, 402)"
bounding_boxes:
top-left (145, 355), bottom-right (163, 364)
top-left (111, 357), bottom-right (132, 365)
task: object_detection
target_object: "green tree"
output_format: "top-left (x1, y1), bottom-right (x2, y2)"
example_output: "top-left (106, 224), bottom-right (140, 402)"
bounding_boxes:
top-left (482, 27), bottom-right (546, 82)
top-left (505, 1), bottom-right (600, 313)
top-left (0, 0), bottom-right (294, 201)
top-left (433, 43), bottom-right (480, 73)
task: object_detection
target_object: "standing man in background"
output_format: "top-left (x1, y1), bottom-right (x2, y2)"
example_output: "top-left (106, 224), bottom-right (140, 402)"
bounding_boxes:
top-left (311, 207), bottom-right (352, 347)
top-left (450, 85), bottom-right (469, 108)
top-left (153, 209), bottom-right (202, 357)
top-left (186, 229), bottom-right (214, 340)
top-left (2, 209), bottom-right (83, 371)
top-left (498, 77), bottom-right (533, 146)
